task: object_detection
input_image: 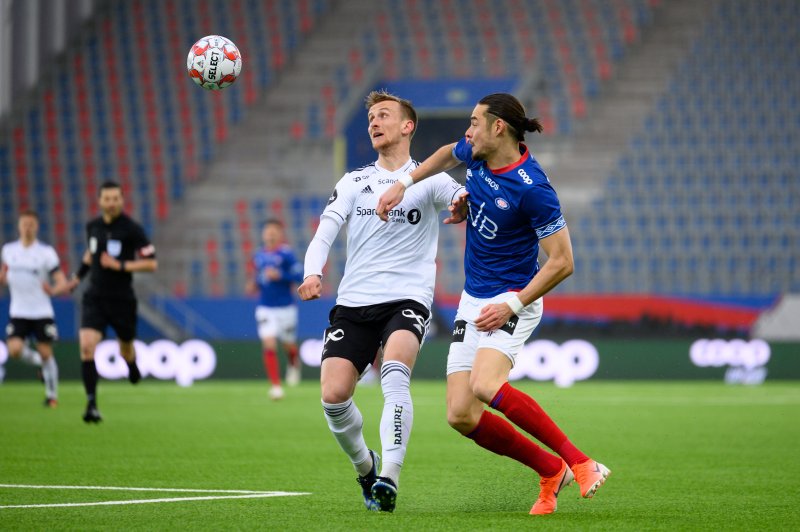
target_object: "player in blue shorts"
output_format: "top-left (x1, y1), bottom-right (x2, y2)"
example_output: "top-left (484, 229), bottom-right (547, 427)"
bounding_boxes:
top-left (247, 219), bottom-right (304, 400)
top-left (377, 93), bottom-right (610, 515)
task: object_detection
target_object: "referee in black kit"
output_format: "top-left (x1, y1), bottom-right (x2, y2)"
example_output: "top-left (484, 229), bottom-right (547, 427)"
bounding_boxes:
top-left (68, 181), bottom-right (158, 423)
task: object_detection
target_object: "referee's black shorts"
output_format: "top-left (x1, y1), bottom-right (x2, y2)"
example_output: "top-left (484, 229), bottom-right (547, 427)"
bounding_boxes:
top-left (81, 293), bottom-right (138, 342)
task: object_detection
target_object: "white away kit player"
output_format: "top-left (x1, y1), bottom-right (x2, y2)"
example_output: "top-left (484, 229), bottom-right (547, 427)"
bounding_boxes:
top-left (297, 91), bottom-right (465, 512)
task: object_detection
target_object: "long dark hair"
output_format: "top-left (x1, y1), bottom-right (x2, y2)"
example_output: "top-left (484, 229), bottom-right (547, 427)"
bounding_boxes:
top-left (478, 93), bottom-right (543, 141)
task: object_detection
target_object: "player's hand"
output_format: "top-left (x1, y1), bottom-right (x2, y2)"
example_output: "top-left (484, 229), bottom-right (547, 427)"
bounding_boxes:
top-left (265, 267), bottom-right (281, 281)
top-left (297, 275), bottom-right (322, 301)
top-left (66, 277), bottom-right (81, 293)
top-left (444, 192), bottom-right (469, 224)
top-left (475, 302), bottom-right (515, 332)
top-left (376, 181), bottom-right (406, 221)
top-left (100, 252), bottom-right (122, 271)
top-left (0, 263), bottom-right (7, 285)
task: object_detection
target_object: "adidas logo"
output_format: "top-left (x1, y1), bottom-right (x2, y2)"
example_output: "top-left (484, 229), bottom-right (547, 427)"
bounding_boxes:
top-left (360, 185), bottom-right (374, 194)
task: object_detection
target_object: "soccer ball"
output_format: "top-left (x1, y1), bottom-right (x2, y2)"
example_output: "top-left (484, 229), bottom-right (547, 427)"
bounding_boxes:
top-left (186, 35), bottom-right (242, 90)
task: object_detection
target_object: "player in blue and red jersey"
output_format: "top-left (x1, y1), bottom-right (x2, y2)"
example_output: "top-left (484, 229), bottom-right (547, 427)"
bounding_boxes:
top-left (377, 93), bottom-right (610, 515)
top-left (247, 219), bottom-right (304, 400)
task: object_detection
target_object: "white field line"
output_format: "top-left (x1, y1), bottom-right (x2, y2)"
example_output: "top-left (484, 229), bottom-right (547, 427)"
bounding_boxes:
top-left (0, 484), bottom-right (276, 494)
top-left (0, 484), bottom-right (311, 510)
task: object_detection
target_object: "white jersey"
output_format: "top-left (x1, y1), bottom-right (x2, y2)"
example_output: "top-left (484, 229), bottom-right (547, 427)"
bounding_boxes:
top-left (323, 159), bottom-right (465, 309)
top-left (1, 240), bottom-right (60, 319)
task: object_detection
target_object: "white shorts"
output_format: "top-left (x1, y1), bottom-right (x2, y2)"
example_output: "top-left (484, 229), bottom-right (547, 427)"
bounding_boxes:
top-left (446, 290), bottom-right (543, 376)
top-left (255, 305), bottom-right (298, 343)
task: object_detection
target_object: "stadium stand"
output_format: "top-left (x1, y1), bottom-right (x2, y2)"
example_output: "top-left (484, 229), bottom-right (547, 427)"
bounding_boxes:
top-left (164, 0), bottom-right (658, 296)
top-left (1, 0), bottom-right (796, 313)
top-left (0, 0), bottom-right (331, 283)
top-left (567, 0), bottom-right (800, 296)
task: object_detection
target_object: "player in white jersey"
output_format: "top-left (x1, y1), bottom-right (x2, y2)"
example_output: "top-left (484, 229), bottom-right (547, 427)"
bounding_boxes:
top-left (378, 93), bottom-right (610, 515)
top-left (297, 90), bottom-right (465, 512)
top-left (0, 211), bottom-right (70, 406)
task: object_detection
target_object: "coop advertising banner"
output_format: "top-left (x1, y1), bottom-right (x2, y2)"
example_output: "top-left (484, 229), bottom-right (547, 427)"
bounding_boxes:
top-left (1, 338), bottom-right (798, 383)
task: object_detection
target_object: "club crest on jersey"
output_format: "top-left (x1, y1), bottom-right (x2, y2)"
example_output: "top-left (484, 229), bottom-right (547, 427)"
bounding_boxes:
top-left (495, 198), bottom-right (510, 210)
top-left (327, 188), bottom-right (338, 205)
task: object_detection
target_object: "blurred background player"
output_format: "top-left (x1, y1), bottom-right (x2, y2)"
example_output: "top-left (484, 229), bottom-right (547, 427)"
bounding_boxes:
top-left (0, 211), bottom-right (70, 406)
top-left (67, 181), bottom-right (157, 423)
top-left (297, 90), bottom-right (464, 512)
top-left (246, 219), bottom-right (303, 400)
top-left (378, 93), bottom-right (610, 515)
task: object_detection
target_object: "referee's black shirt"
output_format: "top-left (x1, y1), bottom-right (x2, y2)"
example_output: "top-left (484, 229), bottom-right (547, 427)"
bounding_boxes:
top-left (85, 213), bottom-right (156, 299)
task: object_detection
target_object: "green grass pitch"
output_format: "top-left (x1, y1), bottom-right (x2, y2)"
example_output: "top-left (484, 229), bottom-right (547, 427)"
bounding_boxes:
top-left (1, 379), bottom-right (798, 530)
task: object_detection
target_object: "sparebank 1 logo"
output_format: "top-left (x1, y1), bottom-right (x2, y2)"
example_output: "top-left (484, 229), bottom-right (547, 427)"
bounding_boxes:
top-left (509, 339), bottom-right (599, 387)
top-left (94, 339), bottom-right (216, 386)
top-left (690, 338), bottom-right (770, 385)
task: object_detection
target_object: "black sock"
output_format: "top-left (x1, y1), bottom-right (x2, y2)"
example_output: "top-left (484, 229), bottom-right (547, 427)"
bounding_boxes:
top-left (127, 359), bottom-right (141, 383)
top-left (81, 360), bottom-right (99, 404)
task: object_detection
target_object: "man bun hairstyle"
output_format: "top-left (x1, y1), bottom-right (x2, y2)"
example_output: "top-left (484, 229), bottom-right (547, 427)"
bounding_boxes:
top-left (478, 93), bottom-right (543, 141)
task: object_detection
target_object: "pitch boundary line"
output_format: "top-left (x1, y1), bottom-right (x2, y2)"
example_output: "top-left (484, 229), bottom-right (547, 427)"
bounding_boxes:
top-left (0, 484), bottom-right (310, 509)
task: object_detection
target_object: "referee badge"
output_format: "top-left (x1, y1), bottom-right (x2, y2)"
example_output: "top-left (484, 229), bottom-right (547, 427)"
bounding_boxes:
top-left (107, 239), bottom-right (122, 257)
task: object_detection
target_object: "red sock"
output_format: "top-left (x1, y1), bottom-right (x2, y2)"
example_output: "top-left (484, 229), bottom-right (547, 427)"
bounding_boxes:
top-left (286, 345), bottom-right (298, 367)
top-left (263, 349), bottom-right (281, 386)
top-left (466, 411), bottom-right (562, 477)
top-left (490, 382), bottom-right (589, 467)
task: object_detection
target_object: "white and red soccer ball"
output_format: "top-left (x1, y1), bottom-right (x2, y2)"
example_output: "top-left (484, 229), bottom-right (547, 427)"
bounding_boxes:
top-left (187, 35), bottom-right (242, 90)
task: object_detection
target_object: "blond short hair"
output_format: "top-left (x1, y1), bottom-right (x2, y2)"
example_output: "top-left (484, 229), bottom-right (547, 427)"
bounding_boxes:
top-left (364, 90), bottom-right (418, 137)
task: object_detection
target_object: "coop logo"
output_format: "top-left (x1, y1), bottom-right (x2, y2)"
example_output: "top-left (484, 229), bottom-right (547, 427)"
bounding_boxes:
top-left (509, 339), bottom-right (599, 387)
top-left (690, 338), bottom-right (770, 385)
top-left (94, 339), bottom-right (216, 387)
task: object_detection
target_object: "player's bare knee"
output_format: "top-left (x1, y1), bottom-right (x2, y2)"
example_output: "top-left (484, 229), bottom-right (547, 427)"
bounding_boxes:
top-left (469, 374), bottom-right (502, 405)
top-left (447, 409), bottom-right (478, 435)
top-left (5, 338), bottom-right (23, 357)
top-left (79, 342), bottom-right (97, 361)
top-left (320, 377), bottom-right (354, 404)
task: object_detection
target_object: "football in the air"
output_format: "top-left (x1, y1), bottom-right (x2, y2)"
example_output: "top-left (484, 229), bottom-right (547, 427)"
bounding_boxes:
top-left (186, 35), bottom-right (242, 90)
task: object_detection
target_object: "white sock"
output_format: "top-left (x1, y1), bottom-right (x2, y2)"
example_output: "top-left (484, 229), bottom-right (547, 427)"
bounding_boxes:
top-left (42, 356), bottom-right (58, 399)
top-left (379, 361), bottom-right (413, 487)
top-left (20, 345), bottom-right (42, 366)
top-left (322, 398), bottom-right (372, 476)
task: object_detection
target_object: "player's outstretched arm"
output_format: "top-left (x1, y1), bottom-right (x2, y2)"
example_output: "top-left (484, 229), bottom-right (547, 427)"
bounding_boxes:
top-left (298, 215), bottom-right (341, 301)
top-left (377, 142), bottom-right (460, 221)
